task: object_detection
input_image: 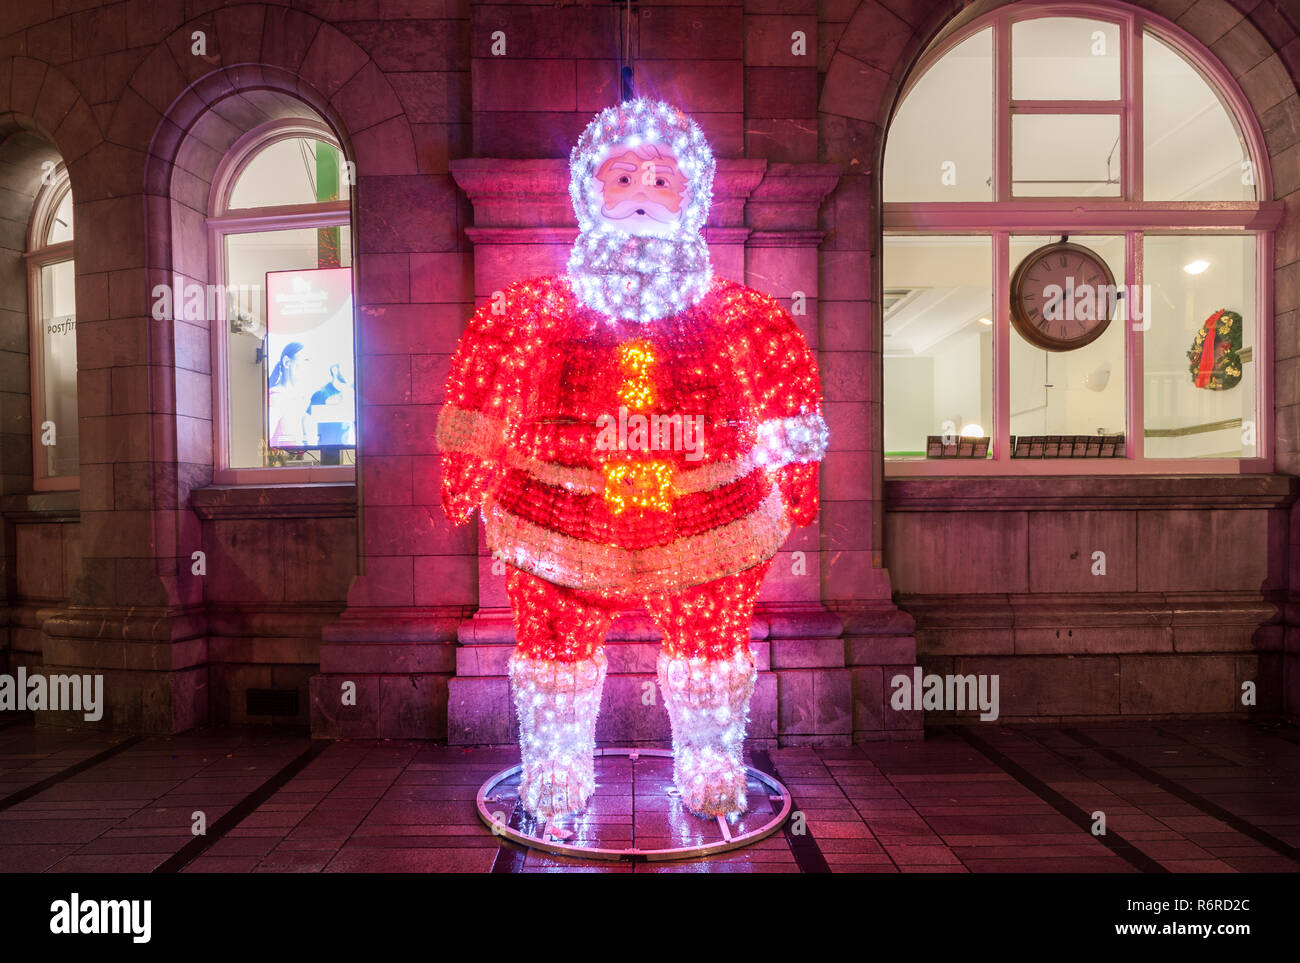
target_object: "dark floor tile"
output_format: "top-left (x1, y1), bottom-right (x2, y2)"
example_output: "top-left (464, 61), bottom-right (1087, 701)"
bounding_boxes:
top-left (323, 846), bottom-right (496, 873)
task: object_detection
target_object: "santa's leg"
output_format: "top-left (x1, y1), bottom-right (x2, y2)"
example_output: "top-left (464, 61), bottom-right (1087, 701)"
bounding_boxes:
top-left (645, 561), bottom-right (772, 817)
top-left (505, 568), bottom-right (615, 819)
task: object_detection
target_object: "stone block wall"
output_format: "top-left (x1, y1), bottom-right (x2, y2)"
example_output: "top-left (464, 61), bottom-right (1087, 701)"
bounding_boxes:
top-left (884, 477), bottom-right (1295, 721)
top-left (1, 501), bottom-right (79, 680)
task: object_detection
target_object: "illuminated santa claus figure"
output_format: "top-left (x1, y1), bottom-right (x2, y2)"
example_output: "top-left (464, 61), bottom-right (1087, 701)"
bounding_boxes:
top-left (438, 99), bottom-right (827, 819)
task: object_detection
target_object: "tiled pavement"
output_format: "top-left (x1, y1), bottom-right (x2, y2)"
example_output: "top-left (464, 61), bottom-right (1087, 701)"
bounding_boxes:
top-left (0, 718), bottom-right (1297, 873)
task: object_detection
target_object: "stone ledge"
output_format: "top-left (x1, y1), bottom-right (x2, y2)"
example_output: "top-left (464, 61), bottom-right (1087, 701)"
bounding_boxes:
top-left (451, 157), bottom-right (769, 230)
top-left (900, 592), bottom-right (1282, 628)
top-left (747, 229), bottom-right (825, 247)
top-left (463, 225), bottom-right (757, 246)
top-left (42, 604), bottom-right (208, 644)
top-left (190, 483), bottom-right (357, 520)
top-left (885, 473), bottom-right (1300, 511)
top-left (0, 490), bottom-right (79, 521)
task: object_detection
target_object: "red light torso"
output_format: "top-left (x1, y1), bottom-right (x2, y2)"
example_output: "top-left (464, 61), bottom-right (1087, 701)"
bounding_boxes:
top-left (439, 274), bottom-right (822, 595)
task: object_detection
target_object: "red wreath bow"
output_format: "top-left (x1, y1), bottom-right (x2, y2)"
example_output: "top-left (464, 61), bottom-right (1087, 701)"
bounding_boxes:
top-left (1194, 309), bottom-right (1227, 389)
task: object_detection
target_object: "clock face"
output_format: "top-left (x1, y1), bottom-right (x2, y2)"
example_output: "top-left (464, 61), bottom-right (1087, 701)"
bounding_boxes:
top-left (1010, 242), bottom-right (1118, 351)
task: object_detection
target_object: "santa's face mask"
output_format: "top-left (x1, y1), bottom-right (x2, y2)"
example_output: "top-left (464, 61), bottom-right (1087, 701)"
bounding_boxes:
top-left (594, 143), bottom-right (686, 237)
top-left (566, 100), bottom-right (716, 324)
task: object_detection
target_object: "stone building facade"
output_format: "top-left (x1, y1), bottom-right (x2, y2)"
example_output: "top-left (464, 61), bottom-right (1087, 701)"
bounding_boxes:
top-left (0, 0), bottom-right (1297, 740)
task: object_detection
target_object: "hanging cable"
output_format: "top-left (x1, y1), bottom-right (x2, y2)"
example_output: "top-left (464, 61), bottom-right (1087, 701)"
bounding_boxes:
top-left (619, 0), bottom-right (635, 101)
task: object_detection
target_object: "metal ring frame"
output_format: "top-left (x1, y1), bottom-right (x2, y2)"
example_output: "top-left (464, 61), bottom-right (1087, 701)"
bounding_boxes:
top-left (476, 747), bottom-right (793, 862)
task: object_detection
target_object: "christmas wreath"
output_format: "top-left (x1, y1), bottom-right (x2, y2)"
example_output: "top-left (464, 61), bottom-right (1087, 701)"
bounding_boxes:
top-left (1186, 308), bottom-right (1243, 391)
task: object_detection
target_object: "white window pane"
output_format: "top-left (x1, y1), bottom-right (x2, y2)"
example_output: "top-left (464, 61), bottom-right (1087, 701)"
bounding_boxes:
top-left (1143, 33), bottom-right (1255, 201)
top-left (1012, 17), bottom-right (1122, 100)
top-left (38, 260), bottom-right (78, 478)
top-left (1012, 113), bottom-right (1122, 196)
top-left (883, 28), bottom-right (993, 202)
top-left (228, 139), bottom-right (350, 210)
top-left (223, 226), bottom-right (354, 470)
top-left (1143, 235), bottom-right (1256, 458)
top-left (884, 235), bottom-right (993, 457)
top-left (1009, 236), bottom-right (1127, 445)
top-left (46, 188), bottom-right (73, 244)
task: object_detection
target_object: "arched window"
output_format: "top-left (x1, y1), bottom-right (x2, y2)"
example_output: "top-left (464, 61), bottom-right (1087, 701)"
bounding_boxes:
top-left (882, 4), bottom-right (1280, 473)
top-left (207, 120), bottom-right (355, 483)
top-left (26, 166), bottom-right (78, 489)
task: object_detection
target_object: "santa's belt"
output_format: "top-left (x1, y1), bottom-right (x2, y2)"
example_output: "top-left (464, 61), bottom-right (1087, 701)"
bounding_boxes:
top-left (506, 416), bottom-right (828, 502)
top-left (440, 406), bottom-right (828, 503)
top-left (508, 450), bottom-right (757, 503)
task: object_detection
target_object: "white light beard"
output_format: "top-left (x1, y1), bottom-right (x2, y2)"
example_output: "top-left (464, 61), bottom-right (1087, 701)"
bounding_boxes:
top-left (567, 229), bottom-right (713, 324)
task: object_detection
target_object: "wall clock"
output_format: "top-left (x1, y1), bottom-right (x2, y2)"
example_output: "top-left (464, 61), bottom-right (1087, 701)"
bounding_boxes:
top-left (1009, 240), bottom-right (1118, 352)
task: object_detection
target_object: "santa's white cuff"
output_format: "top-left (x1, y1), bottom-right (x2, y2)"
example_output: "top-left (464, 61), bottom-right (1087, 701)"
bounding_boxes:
top-left (754, 411), bottom-right (829, 468)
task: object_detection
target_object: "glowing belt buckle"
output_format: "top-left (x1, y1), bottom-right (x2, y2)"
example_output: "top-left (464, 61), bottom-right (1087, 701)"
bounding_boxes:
top-left (602, 461), bottom-right (675, 514)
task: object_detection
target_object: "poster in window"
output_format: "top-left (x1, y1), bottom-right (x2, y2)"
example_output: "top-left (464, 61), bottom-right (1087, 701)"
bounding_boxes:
top-left (265, 267), bottom-right (356, 451)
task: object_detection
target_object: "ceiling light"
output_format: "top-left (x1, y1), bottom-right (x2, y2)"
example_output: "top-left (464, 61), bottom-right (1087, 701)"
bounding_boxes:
top-left (1183, 260), bottom-right (1209, 275)
top-left (978, 316), bottom-right (992, 326)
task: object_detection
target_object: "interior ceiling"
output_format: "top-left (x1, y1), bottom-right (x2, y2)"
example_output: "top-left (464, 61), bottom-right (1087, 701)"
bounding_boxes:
top-left (885, 285), bottom-right (989, 356)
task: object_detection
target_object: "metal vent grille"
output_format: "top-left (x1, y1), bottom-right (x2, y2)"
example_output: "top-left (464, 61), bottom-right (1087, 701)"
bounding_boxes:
top-left (246, 688), bottom-right (300, 717)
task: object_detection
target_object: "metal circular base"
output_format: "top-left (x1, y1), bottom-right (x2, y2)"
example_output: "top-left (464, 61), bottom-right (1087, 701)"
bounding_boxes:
top-left (476, 747), bottom-right (792, 862)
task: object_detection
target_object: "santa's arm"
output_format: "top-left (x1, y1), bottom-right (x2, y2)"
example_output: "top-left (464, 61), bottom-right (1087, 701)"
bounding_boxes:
top-left (740, 291), bottom-right (828, 528)
top-left (437, 291), bottom-right (524, 524)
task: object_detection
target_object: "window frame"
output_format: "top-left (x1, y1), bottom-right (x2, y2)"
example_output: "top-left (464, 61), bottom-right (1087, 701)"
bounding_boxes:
top-left (206, 119), bottom-right (355, 486)
top-left (882, 1), bottom-right (1284, 476)
top-left (25, 165), bottom-right (78, 492)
